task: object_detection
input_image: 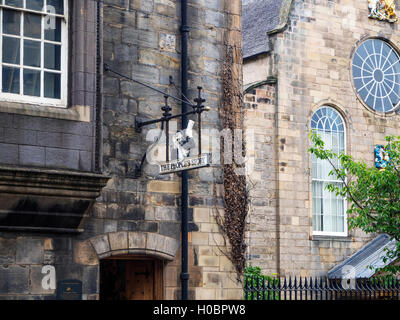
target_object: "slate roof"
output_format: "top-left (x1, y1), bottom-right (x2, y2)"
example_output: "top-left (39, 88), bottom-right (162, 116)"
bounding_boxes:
top-left (328, 234), bottom-right (398, 279)
top-left (242, 0), bottom-right (284, 59)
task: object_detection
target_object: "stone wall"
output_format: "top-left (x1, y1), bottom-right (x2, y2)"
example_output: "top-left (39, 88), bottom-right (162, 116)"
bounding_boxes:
top-left (100, 0), bottom-right (243, 300)
top-left (244, 84), bottom-right (279, 275)
top-left (0, 0), bottom-right (102, 300)
top-left (0, 0), bottom-right (243, 300)
top-left (244, 0), bottom-right (400, 277)
top-left (0, 0), bottom-right (99, 172)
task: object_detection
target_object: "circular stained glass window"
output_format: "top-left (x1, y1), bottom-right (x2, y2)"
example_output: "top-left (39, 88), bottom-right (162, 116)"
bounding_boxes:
top-left (352, 39), bottom-right (400, 113)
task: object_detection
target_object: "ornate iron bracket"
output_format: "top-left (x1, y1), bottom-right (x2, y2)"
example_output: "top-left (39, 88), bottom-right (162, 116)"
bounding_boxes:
top-left (135, 87), bottom-right (209, 164)
top-left (104, 64), bottom-right (210, 176)
top-left (135, 87), bottom-right (209, 154)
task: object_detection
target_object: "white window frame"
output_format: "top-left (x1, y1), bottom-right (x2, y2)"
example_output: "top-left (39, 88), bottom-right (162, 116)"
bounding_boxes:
top-left (0, 0), bottom-right (68, 108)
top-left (311, 107), bottom-right (348, 237)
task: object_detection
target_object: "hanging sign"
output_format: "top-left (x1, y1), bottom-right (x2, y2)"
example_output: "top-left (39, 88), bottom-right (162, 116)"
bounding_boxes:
top-left (135, 86), bottom-right (211, 176)
top-left (159, 120), bottom-right (211, 175)
top-left (159, 153), bottom-right (211, 175)
top-left (104, 65), bottom-right (212, 177)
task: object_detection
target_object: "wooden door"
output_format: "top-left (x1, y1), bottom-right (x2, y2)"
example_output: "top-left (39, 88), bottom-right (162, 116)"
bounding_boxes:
top-left (100, 257), bottom-right (163, 300)
top-left (126, 260), bottom-right (154, 300)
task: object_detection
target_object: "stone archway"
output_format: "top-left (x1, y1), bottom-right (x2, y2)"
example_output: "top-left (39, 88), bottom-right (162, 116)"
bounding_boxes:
top-left (74, 232), bottom-right (180, 300)
top-left (87, 231), bottom-right (180, 261)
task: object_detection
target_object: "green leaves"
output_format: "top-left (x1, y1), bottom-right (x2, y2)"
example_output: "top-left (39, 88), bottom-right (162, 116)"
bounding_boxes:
top-left (244, 266), bottom-right (279, 300)
top-left (309, 131), bottom-right (400, 275)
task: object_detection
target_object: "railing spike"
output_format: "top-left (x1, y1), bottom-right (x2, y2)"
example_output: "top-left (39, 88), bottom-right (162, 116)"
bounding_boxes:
top-left (261, 276), bottom-right (266, 300)
top-left (245, 272), bottom-right (400, 301)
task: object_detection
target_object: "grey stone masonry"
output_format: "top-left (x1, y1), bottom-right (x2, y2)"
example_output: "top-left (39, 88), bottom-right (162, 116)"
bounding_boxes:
top-left (0, 0), bottom-right (105, 300)
top-left (0, 0), bottom-right (100, 172)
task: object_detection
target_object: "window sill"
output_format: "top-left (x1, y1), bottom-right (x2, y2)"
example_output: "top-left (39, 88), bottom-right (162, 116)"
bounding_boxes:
top-left (0, 100), bottom-right (91, 122)
top-left (312, 235), bottom-right (353, 242)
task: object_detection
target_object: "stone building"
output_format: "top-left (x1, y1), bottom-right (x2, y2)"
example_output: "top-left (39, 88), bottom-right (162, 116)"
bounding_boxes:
top-left (243, 0), bottom-right (400, 277)
top-left (0, 0), bottom-right (243, 300)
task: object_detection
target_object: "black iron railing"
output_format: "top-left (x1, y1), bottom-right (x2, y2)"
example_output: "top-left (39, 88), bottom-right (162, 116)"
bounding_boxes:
top-left (244, 276), bottom-right (400, 300)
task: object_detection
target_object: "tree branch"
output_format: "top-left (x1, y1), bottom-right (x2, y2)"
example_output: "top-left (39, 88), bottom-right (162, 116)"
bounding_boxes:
top-left (325, 155), bottom-right (378, 223)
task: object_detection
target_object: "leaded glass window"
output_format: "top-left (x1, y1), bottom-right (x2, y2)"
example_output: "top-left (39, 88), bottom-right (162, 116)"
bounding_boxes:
top-left (0, 0), bottom-right (67, 106)
top-left (352, 39), bottom-right (400, 113)
top-left (311, 107), bottom-right (347, 236)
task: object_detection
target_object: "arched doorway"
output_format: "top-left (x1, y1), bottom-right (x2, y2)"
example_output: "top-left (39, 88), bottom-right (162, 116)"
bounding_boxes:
top-left (84, 231), bottom-right (180, 300)
top-left (100, 255), bottom-right (164, 300)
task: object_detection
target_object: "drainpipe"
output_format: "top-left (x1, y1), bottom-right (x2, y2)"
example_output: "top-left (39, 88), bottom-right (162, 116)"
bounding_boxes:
top-left (180, 0), bottom-right (190, 301)
top-left (95, 0), bottom-right (104, 174)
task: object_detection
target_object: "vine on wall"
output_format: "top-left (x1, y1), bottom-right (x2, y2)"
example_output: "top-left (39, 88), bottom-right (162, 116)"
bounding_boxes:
top-left (214, 42), bottom-right (249, 281)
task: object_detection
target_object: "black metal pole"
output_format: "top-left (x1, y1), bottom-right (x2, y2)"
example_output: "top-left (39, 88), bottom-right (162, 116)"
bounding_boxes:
top-left (135, 108), bottom-right (209, 132)
top-left (162, 95), bottom-right (171, 162)
top-left (180, 0), bottom-right (190, 301)
top-left (195, 86), bottom-right (205, 156)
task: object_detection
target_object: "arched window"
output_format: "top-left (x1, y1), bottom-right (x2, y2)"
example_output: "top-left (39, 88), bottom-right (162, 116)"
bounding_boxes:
top-left (311, 106), bottom-right (347, 236)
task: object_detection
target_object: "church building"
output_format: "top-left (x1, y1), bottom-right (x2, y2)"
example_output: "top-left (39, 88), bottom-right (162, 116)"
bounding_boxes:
top-left (243, 0), bottom-right (400, 277)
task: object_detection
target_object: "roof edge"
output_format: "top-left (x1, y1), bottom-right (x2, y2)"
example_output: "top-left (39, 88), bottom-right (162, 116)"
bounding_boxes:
top-left (243, 50), bottom-right (270, 61)
top-left (243, 0), bottom-right (294, 61)
top-left (267, 0), bottom-right (294, 35)
top-left (327, 234), bottom-right (399, 279)
top-left (244, 77), bottom-right (278, 94)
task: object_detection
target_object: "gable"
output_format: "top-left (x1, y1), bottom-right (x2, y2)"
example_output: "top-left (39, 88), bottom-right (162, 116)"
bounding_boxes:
top-left (242, 0), bottom-right (293, 59)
